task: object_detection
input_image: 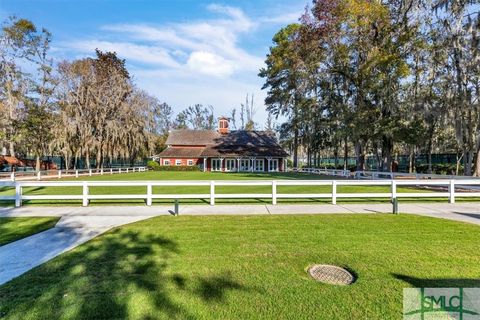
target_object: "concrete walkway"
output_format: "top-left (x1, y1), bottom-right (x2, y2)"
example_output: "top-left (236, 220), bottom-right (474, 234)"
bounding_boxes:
top-left (0, 202), bottom-right (478, 285)
top-left (0, 214), bottom-right (153, 285)
top-left (0, 202), bottom-right (479, 222)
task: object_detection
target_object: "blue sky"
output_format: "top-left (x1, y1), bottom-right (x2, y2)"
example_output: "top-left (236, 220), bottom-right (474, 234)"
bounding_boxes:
top-left (0, 0), bottom-right (308, 125)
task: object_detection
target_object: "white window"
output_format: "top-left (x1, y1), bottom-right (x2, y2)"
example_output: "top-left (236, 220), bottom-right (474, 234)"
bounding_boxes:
top-left (163, 159), bottom-right (171, 166)
top-left (255, 159), bottom-right (264, 172)
top-left (269, 159), bottom-right (279, 172)
top-left (175, 159), bottom-right (182, 166)
top-left (240, 159), bottom-right (250, 171)
top-left (212, 159), bottom-right (222, 171)
top-left (225, 159), bottom-right (235, 172)
top-left (187, 159), bottom-right (194, 166)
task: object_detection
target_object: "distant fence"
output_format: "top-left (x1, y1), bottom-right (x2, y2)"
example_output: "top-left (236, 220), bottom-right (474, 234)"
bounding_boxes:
top-left (0, 167), bottom-right (147, 182)
top-left (296, 168), bottom-right (480, 181)
top-left (2, 178), bottom-right (480, 207)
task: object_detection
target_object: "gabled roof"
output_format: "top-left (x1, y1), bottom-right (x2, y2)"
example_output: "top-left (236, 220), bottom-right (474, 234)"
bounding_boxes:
top-left (159, 129), bottom-right (289, 158)
top-left (166, 130), bottom-right (220, 146)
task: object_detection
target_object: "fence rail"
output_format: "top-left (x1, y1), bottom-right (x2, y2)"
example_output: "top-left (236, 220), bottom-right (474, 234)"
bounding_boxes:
top-left (2, 179), bottom-right (480, 207)
top-left (296, 167), bottom-right (480, 180)
top-left (0, 167), bottom-right (147, 181)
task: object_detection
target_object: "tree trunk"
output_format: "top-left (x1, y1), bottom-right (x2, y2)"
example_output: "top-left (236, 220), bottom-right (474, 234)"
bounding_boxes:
top-left (473, 149), bottom-right (480, 177)
top-left (427, 146), bottom-right (433, 174)
top-left (293, 127), bottom-right (299, 168)
top-left (35, 156), bottom-right (41, 172)
top-left (456, 152), bottom-right (463, 176)
top-left (74, 154), bottom-right (78, 170)
top-left (408, 147), bottom-right (415, 174)
top-left (9, 142), bottom-right (15, 157)
top-left (343, 137), bottom-right (348, 170)
top-left (381, 137), bottom-right (393, 172)
top-left (464, 150), bottom-right (473, 176)
top-left (85, 151), bottom-right (91, 169)
top-left (96, 149), bottom-right (102, 170)
top-left (355, 141), bottom-right (365, 171)
top-left (334, 147), bottom-right (339, 169)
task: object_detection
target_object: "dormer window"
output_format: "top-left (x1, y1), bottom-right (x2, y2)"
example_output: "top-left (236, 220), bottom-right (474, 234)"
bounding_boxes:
top-left (218, 117), bottom-right (229, 134)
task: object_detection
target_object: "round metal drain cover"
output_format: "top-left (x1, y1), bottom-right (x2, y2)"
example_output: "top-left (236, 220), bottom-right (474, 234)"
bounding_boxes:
top-left (308, 264), bottom-right (355, 285)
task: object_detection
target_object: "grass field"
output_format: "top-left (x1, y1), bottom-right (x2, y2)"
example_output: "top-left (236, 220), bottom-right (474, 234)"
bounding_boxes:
top-left (1, 171), bottom-right (465, 206)
top-left (0, 214), bottom-right (478, 319)
top-left (0, 217), bottom-right (59, 246)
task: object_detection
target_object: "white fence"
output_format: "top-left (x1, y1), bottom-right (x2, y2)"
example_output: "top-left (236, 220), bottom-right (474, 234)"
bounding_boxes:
top-left (0, 167), bottom-right (147, 182)
top-left (2, 179), bottom-right (480, 207)
top-left (296, 167), bottom-right (480, 180)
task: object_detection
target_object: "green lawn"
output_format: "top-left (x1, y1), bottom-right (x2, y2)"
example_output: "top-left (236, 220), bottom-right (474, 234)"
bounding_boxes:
top-left (0, 214), bottom-right (478, 319)
top-left (1, 171), bottom-right (464, 206)
top-left (0, 217), bottom-right (59, 246)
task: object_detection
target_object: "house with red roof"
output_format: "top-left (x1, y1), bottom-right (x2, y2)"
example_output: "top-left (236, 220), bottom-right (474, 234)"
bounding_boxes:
top-left (157, 117), bottom-right (289, 172)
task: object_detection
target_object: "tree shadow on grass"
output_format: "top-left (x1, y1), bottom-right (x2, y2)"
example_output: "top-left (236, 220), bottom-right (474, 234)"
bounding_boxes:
top-left (195, 272), bottom-right (247, 303)
top-left (0, 226), bottom-right (251, 319)
top-left (0, 229), bottom-right (188, 319)
top-left (392, 273), bottom-right (480, 287)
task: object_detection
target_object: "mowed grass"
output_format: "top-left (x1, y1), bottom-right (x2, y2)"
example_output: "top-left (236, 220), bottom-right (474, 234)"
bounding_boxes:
top-left (0, 214), bottom-right (479, 319)
top-left (0, 217), bottom-right (59, 246)
top-left (1, 171), bottom-right (466, 206)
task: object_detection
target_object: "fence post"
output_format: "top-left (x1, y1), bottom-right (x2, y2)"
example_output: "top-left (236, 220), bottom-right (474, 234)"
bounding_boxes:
top-left (110, 168), bottom-right (113, 174)
top-left (10, 172), bottom-right (15, 182)
top-left (449, 179), bottom-right (455, 204)
top-left (391, 180), bottom-right (397, 201)
top-left (119, 168), bottom-right (121, 174)
top-left (272, 180), bottom-right (277, 205)
top-left (89, 169), bottom-right (92, 176)
top-left (210, 181), bottom-right (215, 206)
top-left (100, 168), bottom-right (103, 175)
top-left (58, 170), bottom-right (62, 179)
top-left (146, 183), bottom-right (152, 206)
top-left (82, 181), bottom-right (89, 206)
top-left (126, 168), bottom-right (129, 173)
top-left (37, 171), bottom-right (41, 181)
top-left (75, 170), bottom-right (79, 178)
top-left (332, 180), bottom-right (337, 204)
top-left (15, 183), bottom-right (22, 207)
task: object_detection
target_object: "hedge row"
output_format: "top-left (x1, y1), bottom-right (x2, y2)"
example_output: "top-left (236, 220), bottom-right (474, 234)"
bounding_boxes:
top-left (147, 160), bottom-right (201, 171)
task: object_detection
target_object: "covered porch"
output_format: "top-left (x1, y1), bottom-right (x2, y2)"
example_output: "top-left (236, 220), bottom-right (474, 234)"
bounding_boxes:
top-left (202, 157), bottom-right (286, 172)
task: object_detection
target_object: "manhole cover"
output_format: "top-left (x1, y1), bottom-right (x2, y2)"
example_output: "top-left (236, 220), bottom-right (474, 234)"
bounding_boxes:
top-left (308, 264), bottom-right (355, 285)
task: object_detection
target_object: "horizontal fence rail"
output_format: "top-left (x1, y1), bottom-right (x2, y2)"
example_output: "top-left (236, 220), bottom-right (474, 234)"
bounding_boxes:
top-left (296, 167), bottom-right (480, 181)
top-left (2, 179), bottom-right (480, 207)
top-left (0, 167), bottom-right (147, 181)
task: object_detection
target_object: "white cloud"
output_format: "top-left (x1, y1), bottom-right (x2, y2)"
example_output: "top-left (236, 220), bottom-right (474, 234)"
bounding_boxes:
top-left (68, 40), bottom-right (181, 68)
top-left (58, 3), bottom-right (298, 123)
top-left (186, 51), bottom-right (234, 77)
top-left (93, 4), bottom-right (262, 77)
top-left (259, 11), bottom-right (303, 24)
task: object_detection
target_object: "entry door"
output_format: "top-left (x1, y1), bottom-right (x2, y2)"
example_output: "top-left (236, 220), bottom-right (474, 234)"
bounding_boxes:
top-left (270, 159), bottom-right (279, 172)
top-left (212, 159), bottom-right (222, 171)
top-left (226, 159), bottom-right (235, 172)
top-left (240, 159), bottom-right (250, 171)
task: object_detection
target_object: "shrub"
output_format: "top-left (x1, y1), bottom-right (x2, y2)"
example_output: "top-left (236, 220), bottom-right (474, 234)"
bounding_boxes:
top-left (147, 160), bottom-right (160, 170)
top-left (149, 164), bottom-right (201, 172)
